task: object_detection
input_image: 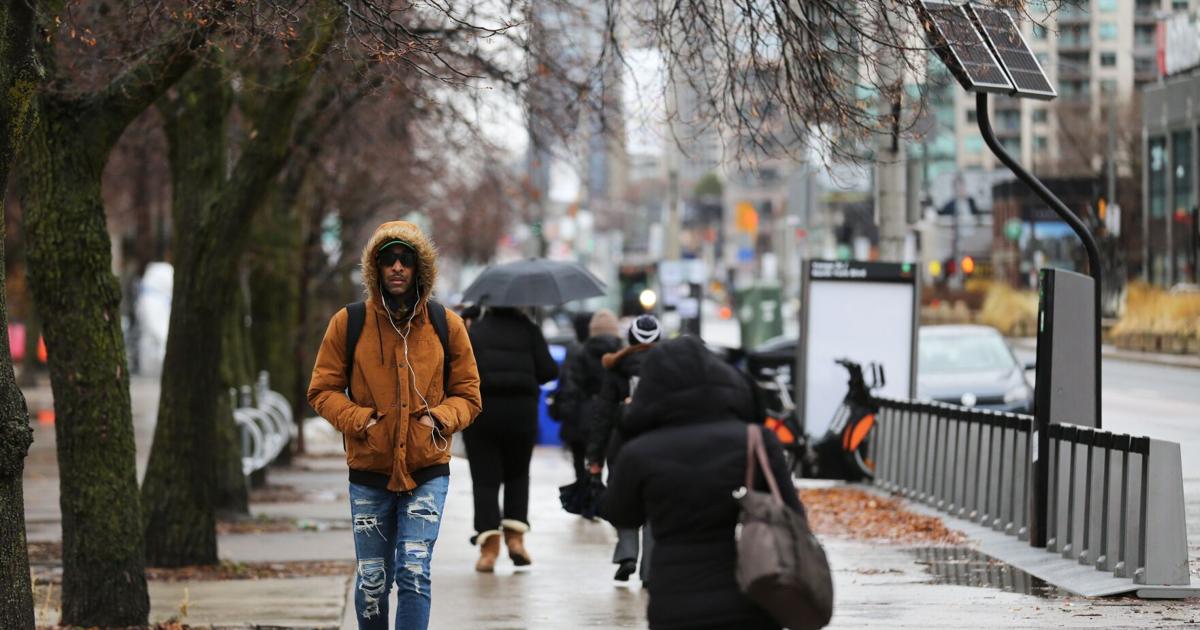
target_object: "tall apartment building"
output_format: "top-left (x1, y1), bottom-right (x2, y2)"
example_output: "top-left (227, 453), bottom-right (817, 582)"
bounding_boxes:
top-left (939, 0), bottom-right (1191, 179)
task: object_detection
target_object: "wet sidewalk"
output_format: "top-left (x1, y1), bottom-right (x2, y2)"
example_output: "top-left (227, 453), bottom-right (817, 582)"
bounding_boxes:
top-left (21, 377), bottom-right (1200, 628)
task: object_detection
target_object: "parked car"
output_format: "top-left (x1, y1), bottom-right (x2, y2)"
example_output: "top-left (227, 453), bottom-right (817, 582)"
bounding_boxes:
top-left (917, 324), bottom-right (1033, 414)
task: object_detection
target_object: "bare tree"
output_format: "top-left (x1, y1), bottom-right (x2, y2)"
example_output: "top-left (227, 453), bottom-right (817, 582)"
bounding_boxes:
top-left (0, 2), bottom-right (37, 627)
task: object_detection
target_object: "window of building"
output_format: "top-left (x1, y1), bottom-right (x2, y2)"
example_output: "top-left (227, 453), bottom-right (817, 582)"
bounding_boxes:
top-left (1033, 23), bottom-right (1048, 40)
top-left (1172, 0), bottom-right (1188, 9)
top-left (1061, 25), bottom-right (1090, 48)
top-left (1149, 137), bottom-right (1167, 220)
top-left (1001, 137), bottom-right (1021, 154)
top-left (964, 136), bottom-right (985, 153)
top-left (1099, 22), bottom-right (1118, 40)
top-left (1032, 109), bottom-right (1048, 123)
top-left (1062, 80), bottom-right (1090, 97)
top-left (1035, 136), bottom-right (1049, 151)
top-left (1100, 79), bottom-right (1118, 94)
top-left (1036, 52), bottom-right (1050, 67)
top-left (1136, 25), bottom-right (1157, 47)
top-left (1173, 130), bottom-right (1193, 222)
top-left (1098, 0), bottom-right (1117, 10)
top-left (966, 109), bottom-right (977, 123)
top-left (999, 110), bottom-right (1021, 130)
top-left (1100, 52), bottom-right (1117, 67)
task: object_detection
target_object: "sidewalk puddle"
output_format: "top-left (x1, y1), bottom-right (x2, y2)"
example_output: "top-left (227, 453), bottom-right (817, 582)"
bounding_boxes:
top-left (911, 546), bottom-right (1064, 598)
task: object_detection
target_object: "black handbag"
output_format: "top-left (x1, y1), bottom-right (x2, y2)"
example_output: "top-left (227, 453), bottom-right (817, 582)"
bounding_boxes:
top-left (734, 425), bottom-right (834, 630)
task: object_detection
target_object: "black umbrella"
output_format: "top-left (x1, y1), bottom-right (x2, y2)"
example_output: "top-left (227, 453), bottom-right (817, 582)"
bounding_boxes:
top-left (462, 259), bottom-right (606, 307)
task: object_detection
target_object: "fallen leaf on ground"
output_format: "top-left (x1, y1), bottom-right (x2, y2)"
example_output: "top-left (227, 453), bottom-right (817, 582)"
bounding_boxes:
top-left (145, 559), bottom-right (354, 582)
top-left (798, 487), bottom-right (967, 545)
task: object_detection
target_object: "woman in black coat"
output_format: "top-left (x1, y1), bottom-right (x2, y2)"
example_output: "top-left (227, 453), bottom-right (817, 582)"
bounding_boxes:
top-left (463, 306), bottom-right (558, 572)
top-left (554, 310), bottom-right (623, 486)
top-left (602, 336), bottom-right (804, 630)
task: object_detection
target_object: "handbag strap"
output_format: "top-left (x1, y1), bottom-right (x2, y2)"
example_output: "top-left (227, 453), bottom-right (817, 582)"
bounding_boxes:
top-left (744, 425), bottom-right (784, 505)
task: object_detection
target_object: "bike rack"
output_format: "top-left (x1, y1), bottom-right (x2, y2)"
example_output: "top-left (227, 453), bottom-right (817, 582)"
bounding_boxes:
top-left (872, 397), bottom-right (1196, 598)
top-left (232, 371), bottom-right (295, 477)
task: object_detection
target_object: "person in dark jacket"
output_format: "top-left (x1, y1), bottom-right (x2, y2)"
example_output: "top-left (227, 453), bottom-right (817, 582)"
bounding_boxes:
top-left (463, 306), bottom-right (558, 572)
top-left (602, 335), bottom-right (804, 630)
top-left (588, 313), bottom-right (662, 582)
top-left (556, 309), bottom-right (623, 485)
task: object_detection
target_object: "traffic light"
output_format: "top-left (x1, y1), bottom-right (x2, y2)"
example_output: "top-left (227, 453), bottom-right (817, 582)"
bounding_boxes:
top-left (961, 255), bottom-right (976, 275)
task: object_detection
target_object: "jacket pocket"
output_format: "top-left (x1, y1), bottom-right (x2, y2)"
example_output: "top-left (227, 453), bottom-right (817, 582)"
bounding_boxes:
top-left (347, 418), bottom-right (393, 473)
top-left (404, 417), bottom-right (445, 471)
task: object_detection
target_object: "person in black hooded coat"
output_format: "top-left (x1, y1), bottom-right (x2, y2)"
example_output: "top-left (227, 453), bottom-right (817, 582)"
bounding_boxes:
top-left (602, 335), bottom-right (804, 630)
top-left (463, 306), bottom-right (558, 572)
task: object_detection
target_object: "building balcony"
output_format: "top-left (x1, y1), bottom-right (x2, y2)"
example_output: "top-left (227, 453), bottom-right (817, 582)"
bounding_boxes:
top-left (1058, 38), bottom-right (1092, 54)
top-left (1057, 8), bottom-right (1090, 25)
top-left (1058, 64), bottom-right (1091, 80)
top-left (993, 97), bottom-right (1020, 111)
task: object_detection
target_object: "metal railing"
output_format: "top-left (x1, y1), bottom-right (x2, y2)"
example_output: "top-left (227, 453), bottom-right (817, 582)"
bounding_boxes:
top-left (872, 397), bottom-right (1192, 592)
top-left (233, 371), bottom-right (295, 476)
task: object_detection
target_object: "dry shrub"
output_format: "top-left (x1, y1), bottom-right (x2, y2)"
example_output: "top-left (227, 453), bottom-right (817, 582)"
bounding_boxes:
top-left (1111, 282), bottom-right (1200, 338)
top-left (977, 282), bottom-right (1039, 337)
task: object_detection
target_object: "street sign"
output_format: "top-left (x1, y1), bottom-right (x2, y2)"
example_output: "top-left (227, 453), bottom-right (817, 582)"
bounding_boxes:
top-left (1004, 217), bottom-right (1024, 241)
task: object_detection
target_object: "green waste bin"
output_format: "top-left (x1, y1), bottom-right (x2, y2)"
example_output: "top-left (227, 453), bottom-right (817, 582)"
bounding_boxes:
top-left (735, 284), bottom-right (783, 350)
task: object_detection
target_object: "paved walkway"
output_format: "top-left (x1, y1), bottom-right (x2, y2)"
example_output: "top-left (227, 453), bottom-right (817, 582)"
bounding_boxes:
top-left (21, 378), bottom-right (1200, 628)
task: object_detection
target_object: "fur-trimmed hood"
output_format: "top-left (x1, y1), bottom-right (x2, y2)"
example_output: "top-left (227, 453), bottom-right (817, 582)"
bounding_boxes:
top-left (601, 343), bottom-right (653, 370)
top-left (361, 221), bottom-right (438, 313)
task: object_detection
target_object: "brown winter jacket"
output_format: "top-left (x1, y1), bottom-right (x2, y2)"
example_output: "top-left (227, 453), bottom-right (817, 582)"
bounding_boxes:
top-left (307, 220), bottom-right (482, 492)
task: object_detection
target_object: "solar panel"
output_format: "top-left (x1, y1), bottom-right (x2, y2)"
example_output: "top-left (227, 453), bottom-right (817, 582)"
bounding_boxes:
top-left (917, 1), bottom-right (1013, 94)
top-left (966, 4), bottom-right (1057, 100)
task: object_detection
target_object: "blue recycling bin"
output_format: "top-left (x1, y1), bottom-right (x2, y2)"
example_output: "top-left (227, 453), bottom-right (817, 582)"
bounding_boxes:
top-left (537, 344), bottom-right (568, 445)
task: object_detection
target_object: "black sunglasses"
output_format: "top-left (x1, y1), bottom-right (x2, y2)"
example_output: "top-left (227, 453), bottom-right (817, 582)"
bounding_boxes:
top-left (378, 248), bottom-right (417, 268)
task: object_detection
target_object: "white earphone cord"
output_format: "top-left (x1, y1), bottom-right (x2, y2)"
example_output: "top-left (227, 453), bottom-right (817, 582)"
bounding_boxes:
top-left (383, 282), bottom-right (450, 453)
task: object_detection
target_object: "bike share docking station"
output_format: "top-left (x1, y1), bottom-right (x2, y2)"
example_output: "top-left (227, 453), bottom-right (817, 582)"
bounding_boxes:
top-left (866, 1), bottom-right (1198, 598)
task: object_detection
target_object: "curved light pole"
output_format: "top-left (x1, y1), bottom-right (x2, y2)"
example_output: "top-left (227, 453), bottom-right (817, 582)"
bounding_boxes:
top-left (976, 92), bottom-right (1103, 429)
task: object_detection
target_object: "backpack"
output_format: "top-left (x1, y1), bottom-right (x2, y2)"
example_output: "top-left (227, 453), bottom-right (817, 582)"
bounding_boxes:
top-left (344, 300), bottom-right (451, 399)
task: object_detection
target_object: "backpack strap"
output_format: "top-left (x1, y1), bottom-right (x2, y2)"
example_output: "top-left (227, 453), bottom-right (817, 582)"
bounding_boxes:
top-left (345, 299), bottom-right (451, 399)
top-left (427, 300), bottom-right (451, 393)
top-left (344, 301), bottom-right (367, 400)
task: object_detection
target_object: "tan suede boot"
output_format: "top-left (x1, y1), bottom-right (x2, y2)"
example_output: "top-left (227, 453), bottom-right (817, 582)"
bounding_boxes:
top-left (502, 519), bottom-right (531, 566)
top-left (475, 530), bottom-right (501, 573)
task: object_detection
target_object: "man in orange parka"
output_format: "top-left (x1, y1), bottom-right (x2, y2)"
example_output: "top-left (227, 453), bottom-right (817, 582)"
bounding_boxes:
top-left (308, 220), bottom-right (481, 630)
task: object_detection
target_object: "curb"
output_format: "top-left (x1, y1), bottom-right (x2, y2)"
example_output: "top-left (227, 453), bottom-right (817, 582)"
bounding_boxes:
top-left (1008, 338), bottom-right (1200, 371)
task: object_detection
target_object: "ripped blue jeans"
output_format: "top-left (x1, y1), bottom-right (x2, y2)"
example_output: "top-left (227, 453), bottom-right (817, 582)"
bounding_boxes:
top-left (349, 476), bottom-right (449, 630)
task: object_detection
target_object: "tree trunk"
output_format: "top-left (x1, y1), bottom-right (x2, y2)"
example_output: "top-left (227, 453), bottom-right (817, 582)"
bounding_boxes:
top-left (215, 297), bottom-right (249, 515)
top-left (139, 55), bottom-right (234, 565)
top-left (141, 7), bottom-right (339, 565)
top-left (292, 198), bottom-right (326, 454)
top-left (18, 11), bottom-right (211, 621)
top-left (0, 1), bottom-right (37, 626)
top-left (248, 181), bottom-right (303, 463)
top-left (21, 100), bottom-right (151, 628)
